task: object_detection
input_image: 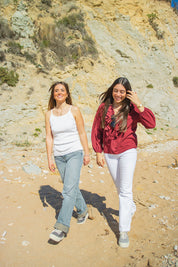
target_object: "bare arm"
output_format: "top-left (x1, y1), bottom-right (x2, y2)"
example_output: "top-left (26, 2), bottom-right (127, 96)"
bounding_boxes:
top-left (45, 111), bottom-right (55, 172)
top-left (91, 104), bottom-right (105, 167)
top-left (127, 91), bottom-right (156, 128)
top-left (72, 106), bottom-right (90, 166)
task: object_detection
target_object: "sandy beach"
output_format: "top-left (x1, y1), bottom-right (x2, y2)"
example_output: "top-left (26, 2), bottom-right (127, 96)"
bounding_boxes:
top-left (0, 140), bottom-right (177, 267)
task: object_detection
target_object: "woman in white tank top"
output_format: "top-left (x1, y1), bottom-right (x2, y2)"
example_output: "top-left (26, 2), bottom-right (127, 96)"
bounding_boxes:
top-left (45, 81), bottom-right (90, 243)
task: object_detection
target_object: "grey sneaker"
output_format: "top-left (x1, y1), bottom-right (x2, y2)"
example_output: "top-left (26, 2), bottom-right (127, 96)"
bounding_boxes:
top-left (49, 229), bottom-right (65, 242)
top-left (77, 213), bottom-right (88, 224)
top-left (118, 232), bottom-right (129, 248)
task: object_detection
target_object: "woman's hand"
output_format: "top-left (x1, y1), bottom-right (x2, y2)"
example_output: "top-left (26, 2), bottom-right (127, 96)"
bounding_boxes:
top-left (83, 155), bottom-right (90, 166)
top-left (96, 153), bottom-right (105, 167)
top-left (126, 91), bottom-right (144, 112)
top-left (48, 159), bottom-right (56, 172)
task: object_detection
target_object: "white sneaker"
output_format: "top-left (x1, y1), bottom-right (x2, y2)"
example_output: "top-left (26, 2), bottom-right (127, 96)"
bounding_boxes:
top-left (49, 229), bottom-right (65, 242)
top-left (118, 232), bottom-right (129, 248)
top-left (77, 213), bottom-right (88, 224)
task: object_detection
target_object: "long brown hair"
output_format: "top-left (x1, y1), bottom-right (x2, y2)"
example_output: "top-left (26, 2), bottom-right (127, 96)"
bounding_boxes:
top-left (99, 77), bottom-right (132, 132)
top-left (48, 81), bottom-right (73, 110)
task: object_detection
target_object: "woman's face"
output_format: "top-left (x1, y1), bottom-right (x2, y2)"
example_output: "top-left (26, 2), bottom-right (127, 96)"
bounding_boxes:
top-left (112, 84), bottom-right (126, 105)
top-left (53, 84), bottom-right (68, 103)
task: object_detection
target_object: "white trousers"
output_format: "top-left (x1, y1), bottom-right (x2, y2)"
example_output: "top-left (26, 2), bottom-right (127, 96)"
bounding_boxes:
top-left (104, 148), bottom-right (137, 232)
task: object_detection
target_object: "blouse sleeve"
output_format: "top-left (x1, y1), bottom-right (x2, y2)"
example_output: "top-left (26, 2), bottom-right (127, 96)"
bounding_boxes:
top-left (136, 106), bottom-right (156, 129)
top-left (91, 104), bottom-right (104, 153)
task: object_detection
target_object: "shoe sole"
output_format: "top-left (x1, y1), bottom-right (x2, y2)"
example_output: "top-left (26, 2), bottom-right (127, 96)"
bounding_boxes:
top-left (49, 233), bottom-right (64, 243)
top-left (118, 241), bottom-right (129, 248)
top-left (77, 213), bottom-right (89, 224)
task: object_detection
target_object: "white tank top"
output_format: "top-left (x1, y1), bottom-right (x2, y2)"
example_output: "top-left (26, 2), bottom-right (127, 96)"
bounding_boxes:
top-left (50, 107), bottom-right (83, 156)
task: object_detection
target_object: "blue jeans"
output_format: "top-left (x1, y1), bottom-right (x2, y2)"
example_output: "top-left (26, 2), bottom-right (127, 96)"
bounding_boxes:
top-left (54, 150), bottom-right (87, 233)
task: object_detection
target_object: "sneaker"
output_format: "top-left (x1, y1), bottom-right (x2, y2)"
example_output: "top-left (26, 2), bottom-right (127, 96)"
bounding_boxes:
top-left (118, 232), bottom-right (129, 248)
top-left (77, 213), bottom-right (88, 224)
top-left (49, 229), bottom-right (65, 242)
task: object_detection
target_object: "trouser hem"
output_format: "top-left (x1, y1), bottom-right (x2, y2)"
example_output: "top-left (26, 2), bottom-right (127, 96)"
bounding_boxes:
top-left (54, 222), bottom-right (69, 234)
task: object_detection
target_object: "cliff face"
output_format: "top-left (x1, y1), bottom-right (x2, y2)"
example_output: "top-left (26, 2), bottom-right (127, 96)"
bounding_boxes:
top-left (0, 0), bottom-right (177, 148)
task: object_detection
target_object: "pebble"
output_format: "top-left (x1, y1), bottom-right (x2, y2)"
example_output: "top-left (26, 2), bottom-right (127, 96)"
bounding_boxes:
top-left (88, 164), bottom-right (93, 169)
top-left (43, 170), bottom-right (49, 174)
top-left (149, 204), bottom-right (158, 209)
top-left (174, 245), bottom-right (178, 251)
top-left (100, 172), bottom-right (105, 175)
top-left (100, 180), bottom-right (104, 183)
top-left (22, 241), bottom-right (30, 246)
top-left (159, 196), bottom-right (170, 200)
top-left (1, 231), bottom-right (7, 238)
top-left (4, 178), bottom-right (11, 182)
top-left (162, 254), bottom-right (178, 267)
top-left (14, 177), bottom-right (21, 181)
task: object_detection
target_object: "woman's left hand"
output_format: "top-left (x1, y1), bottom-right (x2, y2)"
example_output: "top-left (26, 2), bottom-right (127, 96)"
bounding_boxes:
top-left (83, 155), bottom-right (90, 165)
top-left (126, 91), bottom-right (141, 106)
top-left (126, 91), bottom-right (144, 111)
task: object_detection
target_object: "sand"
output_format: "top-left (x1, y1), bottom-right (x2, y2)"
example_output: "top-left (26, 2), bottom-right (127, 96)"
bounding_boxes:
top-left (0, 141), bottom-right (177, 267)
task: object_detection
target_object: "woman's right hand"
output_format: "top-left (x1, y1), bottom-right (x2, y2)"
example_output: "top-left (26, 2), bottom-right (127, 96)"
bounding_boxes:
top-left (96, 153), bottom-right (105, 167)
top-left (48, 159), bottom-right (56, 172)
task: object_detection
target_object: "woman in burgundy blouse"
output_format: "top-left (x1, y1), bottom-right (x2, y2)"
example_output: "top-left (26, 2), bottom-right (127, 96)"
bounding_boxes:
top-left (91, 77), bottom-right (156, 248)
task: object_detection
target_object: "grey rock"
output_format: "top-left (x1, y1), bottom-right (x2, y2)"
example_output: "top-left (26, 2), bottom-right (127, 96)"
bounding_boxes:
top-left (22, 161), bottom-right (41, 175)
top-left (71, 83), bottom-right (85, 100)
top-left (1, 83), bottom-right (12, 91)
top-left (11, 7), bottom-right (34, 38)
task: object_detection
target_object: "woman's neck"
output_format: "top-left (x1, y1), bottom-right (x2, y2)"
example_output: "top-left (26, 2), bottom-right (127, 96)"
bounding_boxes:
top-left (55, 101), bottom-right (67, 110)
top-left (112, 103), bottom-right (122, 114)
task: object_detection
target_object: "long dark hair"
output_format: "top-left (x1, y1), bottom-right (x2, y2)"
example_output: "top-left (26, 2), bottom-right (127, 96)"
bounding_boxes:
top-left (48, 81), bottom-right (72, 110)
top-left (99, 77), bottom-right (132, 132)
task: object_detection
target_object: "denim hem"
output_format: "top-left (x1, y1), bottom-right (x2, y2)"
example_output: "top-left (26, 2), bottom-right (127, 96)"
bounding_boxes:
top-left (77, 208), bottom-right (88, 218)
top-left (54, 222), bottom-right (69, 234)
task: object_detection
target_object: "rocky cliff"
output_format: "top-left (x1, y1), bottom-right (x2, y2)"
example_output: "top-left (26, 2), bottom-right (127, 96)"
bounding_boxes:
top-left (0, 0), bottom-right (178, 149)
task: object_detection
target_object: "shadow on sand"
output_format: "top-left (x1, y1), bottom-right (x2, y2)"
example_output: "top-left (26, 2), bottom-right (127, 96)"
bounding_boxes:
top-left (38, 185), bottom-right (119, 241)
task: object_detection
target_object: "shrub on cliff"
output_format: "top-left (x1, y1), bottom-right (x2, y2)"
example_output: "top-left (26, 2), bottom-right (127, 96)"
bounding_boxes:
top-left (7, 41), bottom-right (23, 55)
top-left (173, 77), bottom-right (178, 87)
top-left (41, 0), bottom-right (52, 7)
top-left (147, 13), bottom-right (164, 39)
top-left (0, 67), bottom-right (19, 87)
top-left (0, 19), bottom-right (14, 39)
top-left (57, 13), bottom-right (85, 32)
top-left (37, 10), bottom-right (98, 68)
